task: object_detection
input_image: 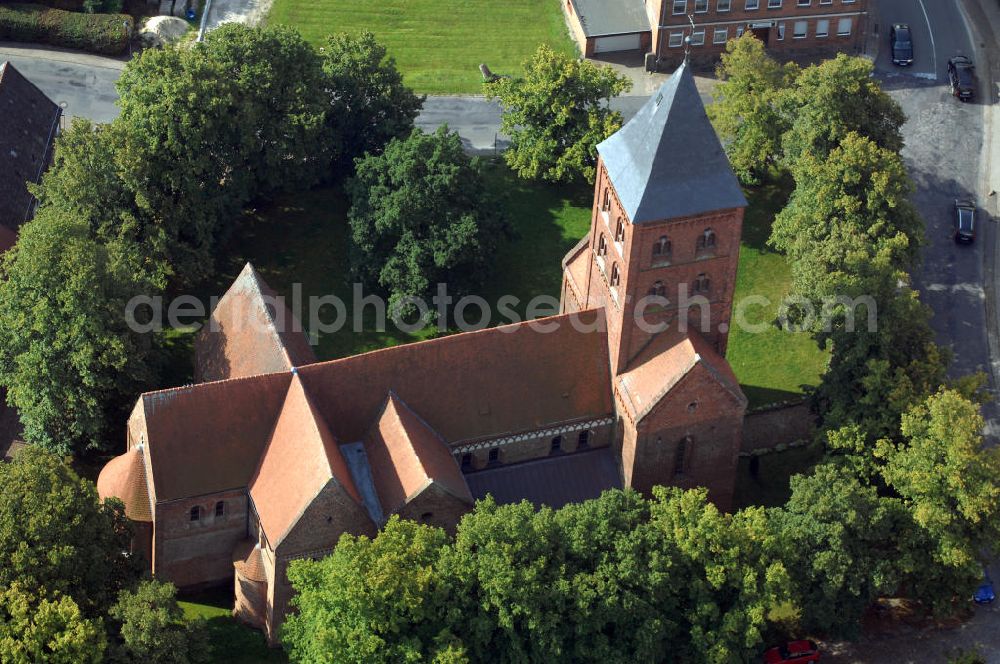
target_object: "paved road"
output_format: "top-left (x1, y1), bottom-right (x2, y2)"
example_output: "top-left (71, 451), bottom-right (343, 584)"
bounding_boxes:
top-left (873, 0), bottom-right (998, 436)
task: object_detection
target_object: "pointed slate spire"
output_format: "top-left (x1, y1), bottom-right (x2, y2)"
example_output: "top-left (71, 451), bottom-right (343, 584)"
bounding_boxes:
top-left (597, 61), bottom-right (747, 224)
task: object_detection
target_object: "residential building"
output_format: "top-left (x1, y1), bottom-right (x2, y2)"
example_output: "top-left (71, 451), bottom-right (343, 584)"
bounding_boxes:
top-left (98, 62), bottom-right (749, 646)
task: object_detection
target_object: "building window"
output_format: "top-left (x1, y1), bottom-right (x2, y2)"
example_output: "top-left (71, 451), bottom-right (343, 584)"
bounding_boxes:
top-left (601, 188), bottom-right (610, 211)
top-left (694, 0), bottom-right (708, 12)
top-left (551, 435), bottom-right (562, 453)
top-left (488, 447), bottom-right (500, 464)
top-left (696, 228), bottom-right (716, 252)
top-left (597, 234), bottom-right (608, 257)
top-left (610, 263), bottom-right (621, 287)
top-left (672, 0), bottom-right (687, 14)
top-left (189, 506), bottom-right (201, 522)
top-left (815, 19), bottom-right (829, 37)
top-left (614, 219), bottom-right (625, 243)
top-left (578, 430), bottom-right (591, 448)
top-left (690, 29), bottom-right (705, 46)
top-left (767, 0), bottom-right (781, 7)
top-left (652, 235), bottom-right (671, 262)
top-left (745, 0), bottom-right (759, 9)
top-left (837, 17), bottom-right (853, 35)
top-left (215, 501), bottom-right (225, 518)
top-left (694, 273), bottom-right (710, 293)
top-left (668, 32), bottom-right (685, 48)
top-left (777, 22), bottom-right (785, 40)
top-left (794, 20), bottom-right (808, 39)
top-left (649, 280), bottom-right (666, 298)
top-left (717, 0), bottom-right (731, 11)
top-left (713, 28), bottom-right (727, 44)
top-left (797, 0), bottom-right (810, 4)
top-left (819, 0), bottom-right (832, 3)
top-left (674, 437), bottom-right (690, 476)
top-left (736, 25), bottom-right (745, 37)
top-left (687, 401), bottom-right (699, 413)
top-left (461, 453), bottom-right (473, 469)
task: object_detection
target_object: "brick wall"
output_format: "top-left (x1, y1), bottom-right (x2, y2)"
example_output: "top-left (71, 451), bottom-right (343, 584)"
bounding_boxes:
top-left (233, 574), bottom-right (267, 630)
top-left (153, 489), bottom-right (248, 588)
top-left (459, 421), bottom-right (614, 471)
top-left (742, 400), bottom-right (816, 452)
top-left (396, 483), bottom-right (473, 534)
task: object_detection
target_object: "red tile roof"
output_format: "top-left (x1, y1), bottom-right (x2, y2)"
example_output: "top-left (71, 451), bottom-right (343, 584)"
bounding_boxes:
top-left (249, 374), bottom-right (362, 546)
top-left (140, 372), bottom-right (292, 501)
top-left (616, 329), bottom-right (746, 421)
top-left (194, 263), bottom-right (315, 383)
top-left (0, 62), bottom-right (60, 236)
top-left (298, 308), bottom-right (614, 444)
top-left (363, 393), bottom-right (472, 516)
top-left (562, 239), bottom-right (591, 308)
top-left (232, 539), bottom-right (267, 583)
top-left (96, 447), bottom-right (153, 522)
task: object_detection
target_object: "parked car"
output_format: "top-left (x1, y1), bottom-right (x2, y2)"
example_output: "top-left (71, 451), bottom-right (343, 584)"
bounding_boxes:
top-left (954, 199), bottom-right (976, 243)
top-left (890, 24), bottom-right (914, 65)
top-left (763, 640), bottom-right (821, 664)
top-left (948, 56), bottom-right (976, 101)
top-left (974, 568), bottom-right (995, 604)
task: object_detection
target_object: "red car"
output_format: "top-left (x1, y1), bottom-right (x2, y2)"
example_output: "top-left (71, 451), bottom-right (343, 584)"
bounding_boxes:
top-left (763, 640), bottom-right (820, 663)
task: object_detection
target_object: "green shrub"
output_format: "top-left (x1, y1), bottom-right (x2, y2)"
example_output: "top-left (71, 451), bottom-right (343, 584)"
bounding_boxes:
top-left (0, 3), bottom-right (131, 55)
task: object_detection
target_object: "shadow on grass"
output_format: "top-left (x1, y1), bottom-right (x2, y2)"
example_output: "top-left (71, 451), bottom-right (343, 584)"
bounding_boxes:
top-left (740, 169), bottom-right (794, 253)
top-left (179, 588), bottom-right (287, 664)
top-left (733, 442), bottom-right (824, 510)
top-left (741, 385), bottom-right (809, 410)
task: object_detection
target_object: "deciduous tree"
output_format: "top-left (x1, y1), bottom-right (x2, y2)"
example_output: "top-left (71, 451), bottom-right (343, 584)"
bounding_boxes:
top-left (485, 44), bottom-right (631, 183)
top-left (0, 585), bottom-right (106, 664)
top-left (107, 580), bottom-right (210, 664)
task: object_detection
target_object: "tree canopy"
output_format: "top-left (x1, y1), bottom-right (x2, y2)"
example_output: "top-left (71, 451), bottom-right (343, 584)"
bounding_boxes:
top-left (485, 44), bottom-right (631, 183)
top-left (347, 127), bottom-right (511, 314)
top-left (107, 580), bottom-right (210, 664)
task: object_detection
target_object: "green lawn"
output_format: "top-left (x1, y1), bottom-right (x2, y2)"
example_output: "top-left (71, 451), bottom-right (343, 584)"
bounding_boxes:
top-left (179, 588), bottom-right (287, 664)
top-left (733, 443), bottom-right (825, 510)
top-left (726, 172), bottom-right (829, 409)
top-left (266, 0), bottom-right (578, 94)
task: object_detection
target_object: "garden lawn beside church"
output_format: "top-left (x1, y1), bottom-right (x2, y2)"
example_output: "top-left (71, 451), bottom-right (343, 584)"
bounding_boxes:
top-left (266, 0), bottom-right (578, 94)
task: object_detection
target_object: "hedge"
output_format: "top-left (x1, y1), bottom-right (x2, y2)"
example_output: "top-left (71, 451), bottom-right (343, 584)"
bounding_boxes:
top-left (0, 3), bottom-right (132, 55)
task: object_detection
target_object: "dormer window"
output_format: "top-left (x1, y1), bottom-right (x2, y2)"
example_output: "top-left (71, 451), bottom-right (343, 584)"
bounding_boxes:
top-left (696, 228), bottom-right (716, 253)
top-left (614, 219), bottom-right (626, 243)
top-left (190, 506), bottom-right (201, 522)
top-left (648, 280), bottom-right (666, 298)
top-left (694, 273), bottom-right (710, 293)
top-left (652, 235), bottom-right (671, 263)
top-left (610, 263), bottom-right (621, 287)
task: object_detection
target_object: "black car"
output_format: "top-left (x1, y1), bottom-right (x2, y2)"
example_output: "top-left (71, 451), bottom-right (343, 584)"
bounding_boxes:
top-left (954, 199), bottom-right (976, 243)
top-left (890, 24), bottom-right (913, 66)
top-left (948, 56), bottom-right (976, 101)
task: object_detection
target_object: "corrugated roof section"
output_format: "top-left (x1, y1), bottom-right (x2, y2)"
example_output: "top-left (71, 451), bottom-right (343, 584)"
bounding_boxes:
top-left (597, 61), bottom-right (747, 224)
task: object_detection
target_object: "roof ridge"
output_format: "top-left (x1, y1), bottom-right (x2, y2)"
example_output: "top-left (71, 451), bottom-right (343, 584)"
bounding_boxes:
top-left (141, 369), bottom-right (291, 402)
top-left (234, 262), bottom-right (299, 372)
top-left (384, 391), bottom-right (450, 484)
top-left (299, 309), bottom-right (606, 375)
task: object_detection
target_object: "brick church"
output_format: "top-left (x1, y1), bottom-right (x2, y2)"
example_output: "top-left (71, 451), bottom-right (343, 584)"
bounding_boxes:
top-left (98, 61), bottom-right (749, 645)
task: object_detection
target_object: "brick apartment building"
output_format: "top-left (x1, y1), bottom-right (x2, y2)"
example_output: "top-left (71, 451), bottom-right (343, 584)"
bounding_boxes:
top-left (565, 0), bottom-right (868, 67)
top-left (98, 62), bottom-right (750, 646)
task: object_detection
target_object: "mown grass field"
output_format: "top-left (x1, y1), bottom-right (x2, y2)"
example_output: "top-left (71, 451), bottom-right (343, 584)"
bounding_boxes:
top-left (266, 0), bottom-right (578, 94)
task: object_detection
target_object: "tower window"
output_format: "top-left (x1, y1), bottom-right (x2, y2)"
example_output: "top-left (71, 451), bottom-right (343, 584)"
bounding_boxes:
top-left (597, 234), bottom-right (608, 257)
top-left (488, 448), bottom-right (500, 464)
top-left (694, 273), bottom-right (710, 293)
top-left (648, 280), bottom-right (666, 298)
top-left (674, 437), bottom-right (690, 476)
top-left (602, 188), bottom-right (611, 211)
top-left (189, 506), bottom-right (201, 522)
top-left (215, 501), bottom-right (225, 518)
top-left (652, 235), bottom-right (672, 262)
top-left (551, 435), bottom-right (562, 453)
top-left (578, 430), bottom-right (591, 447)
top-left (615, 219), bottom-right (626, 243)
top-left (610, 263), bottom-right (621, 287)
top-left (696, 229), bottom-right (717, 253)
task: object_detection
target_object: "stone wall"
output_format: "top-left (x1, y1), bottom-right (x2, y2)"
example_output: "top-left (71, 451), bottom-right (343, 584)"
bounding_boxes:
top-left (741, 400), bottom-right (816, 453)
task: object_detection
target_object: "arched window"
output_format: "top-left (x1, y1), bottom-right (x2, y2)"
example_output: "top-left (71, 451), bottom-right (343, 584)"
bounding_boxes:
top-left (602, 188), bottom-right (611, 211)
top-left (610, 263), bottom-right (621, 287)
top-left (488, 447), bottom-right (500, 464)
top-left (189, 506), bottom-right (201, 522)
top-left (694, 273), bottom-right (710, 293)
top-left (597, 234), bottom-right (608, 257)
top-left (652, 235), bottom-right (672, 262)
top-left (696, 228), bottom-right (716, 252)
top-left (215, 501), bottom-right (225, 518)
top-left (648, 280), bottom-right (666, 298)
top-left (615, 219), bottom-right (626, 243)
top-left (674, 437), bottom-right (690, 476)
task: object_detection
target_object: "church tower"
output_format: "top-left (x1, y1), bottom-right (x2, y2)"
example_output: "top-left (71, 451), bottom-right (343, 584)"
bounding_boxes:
top-left (561, 62), bottom-right (749, 509)
top-left (562, 61), bottom-right (747, 377)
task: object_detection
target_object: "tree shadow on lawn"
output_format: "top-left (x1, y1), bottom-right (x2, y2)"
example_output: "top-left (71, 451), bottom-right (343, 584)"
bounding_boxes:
top-left (178, 587), bottom-right (287, 664)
